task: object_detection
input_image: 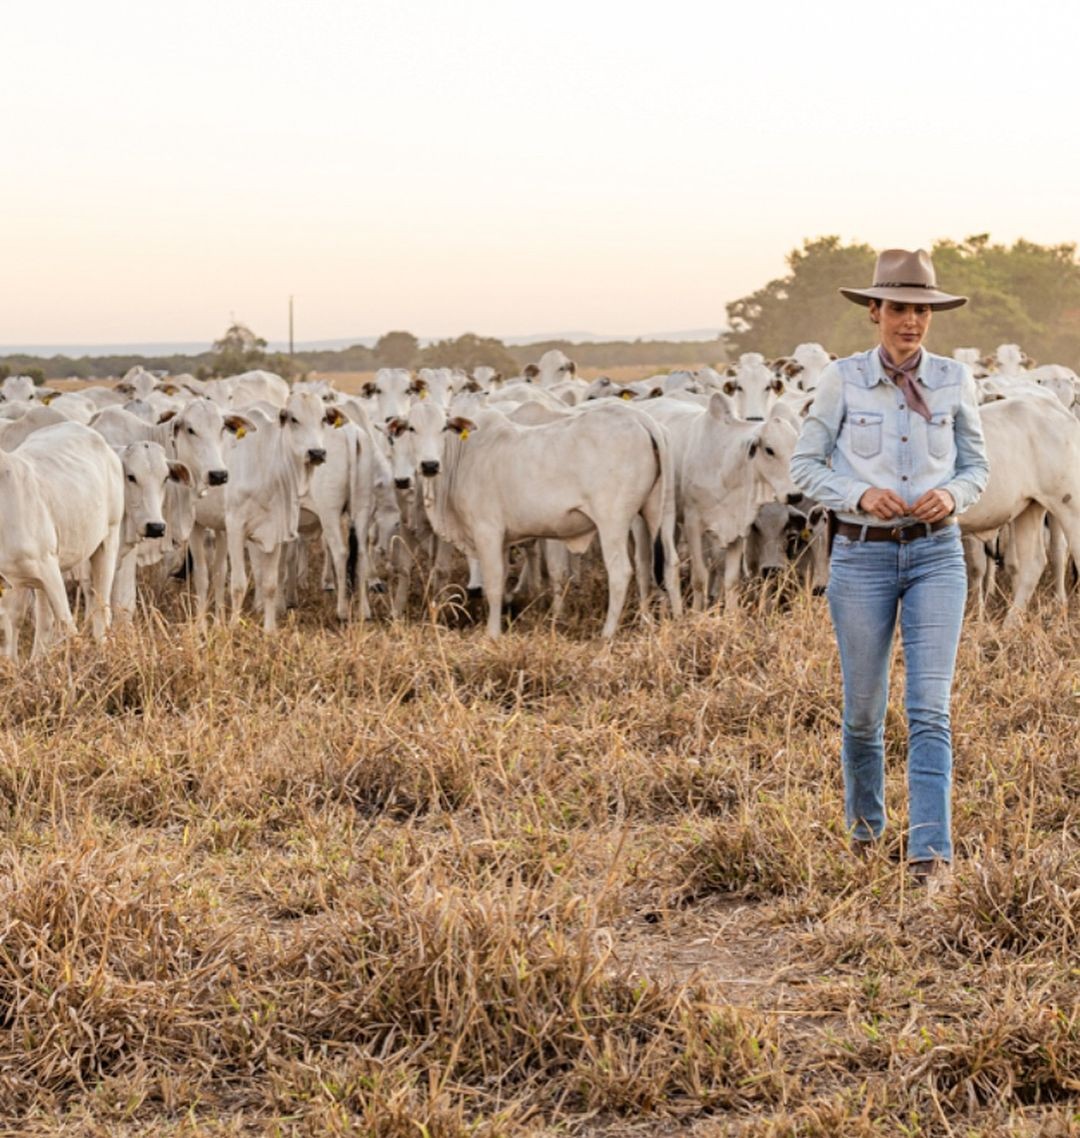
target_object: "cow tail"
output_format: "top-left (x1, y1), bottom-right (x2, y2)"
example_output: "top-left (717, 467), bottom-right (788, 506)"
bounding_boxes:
top-left (642, 418), bottom-right (683, 618)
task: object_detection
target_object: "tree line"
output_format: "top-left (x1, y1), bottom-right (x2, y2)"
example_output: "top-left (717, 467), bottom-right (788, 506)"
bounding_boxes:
top-left (726, 234), bottom-right (1080, 364)
top-left (5, 235), bottom-right (1078, 382)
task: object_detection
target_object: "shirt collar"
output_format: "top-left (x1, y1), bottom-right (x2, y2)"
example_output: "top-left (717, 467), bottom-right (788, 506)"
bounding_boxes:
top-left (870, 347), bottom-right (927, 387)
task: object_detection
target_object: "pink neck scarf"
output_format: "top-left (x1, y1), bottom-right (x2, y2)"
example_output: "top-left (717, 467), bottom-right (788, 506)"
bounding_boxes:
top-left (878, 347), bottom-right (932, 422)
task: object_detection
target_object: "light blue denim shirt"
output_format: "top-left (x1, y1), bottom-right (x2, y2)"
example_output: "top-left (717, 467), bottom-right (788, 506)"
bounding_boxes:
top-left (789, 348), bottom-right (990, 525)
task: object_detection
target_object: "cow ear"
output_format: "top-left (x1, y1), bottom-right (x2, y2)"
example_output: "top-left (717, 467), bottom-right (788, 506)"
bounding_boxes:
top-left (168, 461), bottom-right (193, 485)
top-left (722, 380), bottom-right (738, 396)
top-left (224, 414), bottom-right (253, 438)
top-left (707, 392), bottom-right (736, 423)
top-left (567, 360), bottom-right (577, 376)
top-left (445, 416), bottom-right (477, 439)
top-left (770, 378), bottom-right (785, 395)
top-left (362, 382), bottom-right (378, 398)
top-left (157, 409), bottom-right (178, 424)
top-left (386, 417), bottom-right (408, 438)
top-left (325, 407), bottom-right (345, 428)
top-left (748, 439), bottom-right (759, 459)
top-left (279, 407), bottom-right (289, 425)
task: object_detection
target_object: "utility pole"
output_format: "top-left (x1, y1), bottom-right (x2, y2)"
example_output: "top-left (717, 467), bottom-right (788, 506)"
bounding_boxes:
top-left (288, 295), bottom-right (295, 357)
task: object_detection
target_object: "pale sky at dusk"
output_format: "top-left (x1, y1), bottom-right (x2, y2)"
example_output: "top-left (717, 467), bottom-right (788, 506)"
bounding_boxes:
top-left (4, 0), bottom-right (1078, 348)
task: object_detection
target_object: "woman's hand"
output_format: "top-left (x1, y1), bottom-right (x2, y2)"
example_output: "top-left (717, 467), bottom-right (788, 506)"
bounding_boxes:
top-left (858, 487), bottom-right (909, 520)
top-left (910, 488), bottom-right (955, 522)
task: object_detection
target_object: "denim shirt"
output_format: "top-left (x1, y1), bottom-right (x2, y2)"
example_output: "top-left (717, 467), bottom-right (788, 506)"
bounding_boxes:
top-left (789, 348), bottom-right (990, 525)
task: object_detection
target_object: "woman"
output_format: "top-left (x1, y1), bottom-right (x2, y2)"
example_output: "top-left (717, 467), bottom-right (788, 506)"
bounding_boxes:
top-left (790, 248), bottom-right (990, 888)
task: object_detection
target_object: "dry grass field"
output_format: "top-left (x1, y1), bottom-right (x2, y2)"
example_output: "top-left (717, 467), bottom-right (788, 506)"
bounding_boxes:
top-left (0, 563), bottom-right (1077, 1136)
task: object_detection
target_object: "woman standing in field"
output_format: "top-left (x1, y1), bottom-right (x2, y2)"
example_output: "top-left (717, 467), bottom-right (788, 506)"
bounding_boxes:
top-left (789, 249), bottom-right (990, 889)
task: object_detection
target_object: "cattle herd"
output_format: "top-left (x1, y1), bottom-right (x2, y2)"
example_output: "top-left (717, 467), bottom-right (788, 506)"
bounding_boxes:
top-left (0, 340), bottom-right (1077, 658)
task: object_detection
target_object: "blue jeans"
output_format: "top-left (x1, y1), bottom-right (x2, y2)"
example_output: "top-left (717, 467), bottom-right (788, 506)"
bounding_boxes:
top-left (826, 524), bottom-right (967, 863)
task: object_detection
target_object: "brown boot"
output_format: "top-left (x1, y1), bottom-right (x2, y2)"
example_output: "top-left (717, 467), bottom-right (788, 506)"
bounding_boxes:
top-left (909, 860), bottom-right (951, 896)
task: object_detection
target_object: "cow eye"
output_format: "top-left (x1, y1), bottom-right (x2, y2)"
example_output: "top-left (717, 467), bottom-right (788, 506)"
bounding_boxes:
top-left (187, 427), bottom-right (195, 435)
top-left (764, 446), bottom-right (775, 456)
top-left (127, 473), bottom-right (136, 483)
top-left (290, 415), bottom-right (299, 424)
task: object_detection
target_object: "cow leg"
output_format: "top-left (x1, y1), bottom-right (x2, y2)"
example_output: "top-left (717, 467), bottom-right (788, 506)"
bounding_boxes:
top-left (390, 539), bottom-right (411, 619)
top-left (722, 536), bottom-right (745, 609)
top-left (87, 527), bottom-right (120, 642)
top-left (595, 521), bottom-right (633, 638)
top-left (250, 544), bottom-right (283, 633)
top-left (545, 540), bottom-right (571, 622)
top-left (685, 512), bottom-right (710, 611)
top-left (1002, 505), bottom-right (1047, 627)
top-left (320, 513), bottom-right (351, 621)
top-left (1047, 516), bottom-right (1069, 605)
top-left (475, 529), bottom-right (507, 638)
top-left (32, 562), bottom-right (77, 658)
top-left (190, 523), bottom-right (212, 621)
top-left (111, 549), bottom-right (139, 624)
top-left (226, 523), bottom-right (250, 624)
top-left (962, 535), bottom-right (987, 621)
top-left (630, 516), bottom-right (652, 614)
top-left (350, 525), bottom-right (373, 620)
top-left (0, 587), bottom-right (29, 661)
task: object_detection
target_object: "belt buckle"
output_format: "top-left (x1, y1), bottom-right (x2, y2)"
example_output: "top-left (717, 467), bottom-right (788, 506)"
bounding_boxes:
top-left (891, 524), bottom-right (916, 544)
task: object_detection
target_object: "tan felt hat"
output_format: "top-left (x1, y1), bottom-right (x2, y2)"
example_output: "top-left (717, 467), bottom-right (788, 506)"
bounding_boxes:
top-left (839, 248), bottom-right (967, 311)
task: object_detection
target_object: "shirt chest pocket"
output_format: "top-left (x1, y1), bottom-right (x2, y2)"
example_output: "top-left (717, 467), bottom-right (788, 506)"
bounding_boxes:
top-left (847, 411), bottom-right (883, 459)
top-left (927, 412), bottom-right (953, 458)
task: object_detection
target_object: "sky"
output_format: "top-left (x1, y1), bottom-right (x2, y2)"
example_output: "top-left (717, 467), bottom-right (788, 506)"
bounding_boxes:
top-left (4, 0), bottom-right (1079, 349)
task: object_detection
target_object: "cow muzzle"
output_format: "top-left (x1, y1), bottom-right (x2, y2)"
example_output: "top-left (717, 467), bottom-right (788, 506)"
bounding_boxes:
top-left (786, 492), bottom-right (804, 506)
top-left (420, 460), bottom-right (440, 477)
top-left (208, 469), bottom-right (228, 486)
top-left (144, 522), bottom-right (167, 539)
top-left (394, 477), bottom-right (411, 491)
top-left (307, 448), bottom-right (327, 466)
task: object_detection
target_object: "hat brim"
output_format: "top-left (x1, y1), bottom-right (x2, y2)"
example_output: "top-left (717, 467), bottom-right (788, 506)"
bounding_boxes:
top-left (839, 286), bottom-right (967, 312)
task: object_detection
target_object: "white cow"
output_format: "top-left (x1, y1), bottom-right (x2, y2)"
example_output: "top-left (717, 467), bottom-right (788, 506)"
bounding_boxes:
top-left (413, 400), bottom-right (681, 637)
top-left (0, 423), bottom-right (124, 657)
top-left (0, 375), bottom-right (39, 403)
top-left (226, 370), bottom-right (291, 410)
top-left (362, 368), bottom-right (415, 426)
top-left (722, 353), bottom-right (785, 420)
top-left (958, 397), bottom-right (1080, 624)
top-left (639, 396), bottom-right (804, 610)
top-left (223, 391), bottom-right (342, 631)
top-left (0, 405), bottom-right (68, 450)
top-left (111, 442), bottom-right (192, 620)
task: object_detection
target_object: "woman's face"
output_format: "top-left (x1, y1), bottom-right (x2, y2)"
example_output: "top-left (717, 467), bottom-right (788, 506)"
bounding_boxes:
top-left (870, 300), bottom-right (932, 361)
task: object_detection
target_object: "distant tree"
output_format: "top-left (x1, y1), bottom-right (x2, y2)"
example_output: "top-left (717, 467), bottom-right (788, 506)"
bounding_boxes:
top-left (374, 331), bottom-right (420, 369)
top-left (418, 332), bottom-right (519, 376)
top-left (23, 366), bottom-right (45, 385)
top-left (210, 320), bottom-right (269, 378)
top-left (0, 364), bottom-right (9, 381)
top-left (726, 234), bottom-right (1080, 365)
top-left (726, 236), bottom-right (877, 358)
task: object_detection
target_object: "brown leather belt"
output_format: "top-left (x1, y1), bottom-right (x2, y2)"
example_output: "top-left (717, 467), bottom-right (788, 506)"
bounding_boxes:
top-left (835, 519), bottom-right (956, 545)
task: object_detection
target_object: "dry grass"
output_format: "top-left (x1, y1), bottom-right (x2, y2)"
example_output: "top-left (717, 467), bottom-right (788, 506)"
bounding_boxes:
top-left (0, 563), bottom-right (1076, 1135)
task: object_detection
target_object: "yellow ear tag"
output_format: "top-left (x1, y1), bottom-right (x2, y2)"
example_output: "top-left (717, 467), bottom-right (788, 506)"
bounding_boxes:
top-left (620, 390), bottom-right (633, 399)
top-left (235, 426), bottom-right (246, 439)
top-left (420, 389), bottom-right (428, 400)
top-left (800, 528), bottom-right (811, 542)
top-left (459, 428), bottom-right (470, 440)
top-left (333, 416), bottom-right (343, 429)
